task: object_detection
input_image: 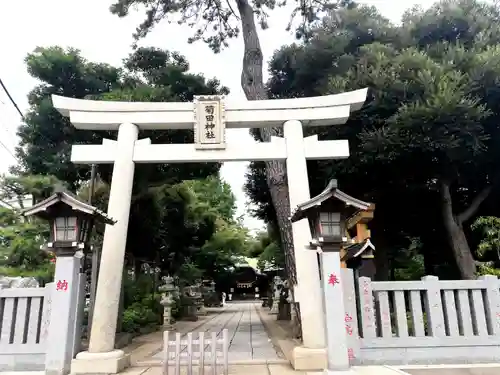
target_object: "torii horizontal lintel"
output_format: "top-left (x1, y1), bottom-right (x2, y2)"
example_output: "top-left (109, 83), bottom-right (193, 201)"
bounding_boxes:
top-left (70, 138), bottom-right (349, 164)
top-left (51, 88), bottom-right (368, 131)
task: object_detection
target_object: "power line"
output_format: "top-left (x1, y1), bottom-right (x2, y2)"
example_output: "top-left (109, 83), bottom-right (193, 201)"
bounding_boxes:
top-left (0, 77), bottom-right (25, 165)
top-left (0, 110), bottom-right (20, 150)
top-left (0, 78), bottom-right (25, 121)
top-left (0, 76), bottom-right (59, 160)
top-left (0, 137), bottom-right (17, 162)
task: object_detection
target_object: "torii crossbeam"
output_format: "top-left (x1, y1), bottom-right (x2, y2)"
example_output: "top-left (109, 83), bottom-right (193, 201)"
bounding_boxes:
top-left (70, 136), bottom-right (349, 164)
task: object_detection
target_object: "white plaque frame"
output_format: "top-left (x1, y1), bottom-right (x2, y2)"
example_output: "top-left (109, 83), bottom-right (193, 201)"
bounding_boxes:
top-left (193, 95), bottom-right (226, 150)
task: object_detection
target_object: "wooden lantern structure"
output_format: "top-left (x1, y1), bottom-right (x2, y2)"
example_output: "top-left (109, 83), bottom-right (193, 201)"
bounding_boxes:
top-left (22, 189), bottom-right (115, 256)
top-left (290, 179), bottom-right (375, 275)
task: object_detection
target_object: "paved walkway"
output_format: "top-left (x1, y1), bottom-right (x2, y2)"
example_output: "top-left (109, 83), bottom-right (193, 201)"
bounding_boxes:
top-left (151, 302), bottom-right (279, 363)
top-left (400, 366), bottom-right (500, 375)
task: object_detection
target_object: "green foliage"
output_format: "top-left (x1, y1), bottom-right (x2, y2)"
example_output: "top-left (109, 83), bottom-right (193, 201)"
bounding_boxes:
top-left (121, 274), bottom-right (163, 333)
top-left (476, 263), bottom-right (500, 277)
top-left (1, 175), bottom-right (65, 205)
top-left (472, 216), bottom-right (500, 259)
top-left (17, 46), bottom-right (238, 278)
top-left (0, 207), bottom-right (54, 283)
top-left (392, 239), bottom-right (426, 281)
top-left (122, 299), bottom-right (161, 333)
top-left (17, 47), bottom-right (120, 188)
top-left (183, 176), bottom-right (237, 223)
top-left (0, 175), bottom-right (62, 277)
top-left (176, 262), bottom-right (204, 286)
top-left (142, 176), bottom-right (250, 286)
top-left (244, 161), bottom-right (276, 223)
top-left (0, 264), bottom-right (55, 285)
top-left (17, 46), bottom-right (227, 189)
top-left (248, 0), bottom-right (500, 279)
top-left (248, 228), bottom-right (285, 271)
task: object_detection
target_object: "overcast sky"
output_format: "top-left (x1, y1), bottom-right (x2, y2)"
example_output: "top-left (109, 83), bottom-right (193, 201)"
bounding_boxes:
top-left (0, 0), bottom-right (439, 232)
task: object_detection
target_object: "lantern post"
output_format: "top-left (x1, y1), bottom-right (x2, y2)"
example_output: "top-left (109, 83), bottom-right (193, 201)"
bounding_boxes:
top-left (22, 188), bottom-right (115, 375)
top-left (290, 180), bottom-right (373, 374)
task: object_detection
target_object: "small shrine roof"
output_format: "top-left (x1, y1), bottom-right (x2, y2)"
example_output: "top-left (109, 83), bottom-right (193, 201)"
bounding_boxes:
top-left (341, 238), bottom-right (375, 261)
top-left (290, 179), bottom-right (373, 222)
top-left (22, 190), bottom-right (115, 225)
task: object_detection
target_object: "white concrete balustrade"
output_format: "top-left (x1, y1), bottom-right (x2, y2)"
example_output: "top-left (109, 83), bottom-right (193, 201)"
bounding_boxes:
top-left (0, 268), bottom-right (86, 374)
top-left (342, 270), bottom-right (500, 365)
top-left (0, 285), bottom-right (51, 371)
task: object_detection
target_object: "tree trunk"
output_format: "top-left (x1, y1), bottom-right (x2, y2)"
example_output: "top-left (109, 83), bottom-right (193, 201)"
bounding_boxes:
top-left (235, 0), bottom-right (299, 332)
top-left (440, 181), bottom-right (482, 280)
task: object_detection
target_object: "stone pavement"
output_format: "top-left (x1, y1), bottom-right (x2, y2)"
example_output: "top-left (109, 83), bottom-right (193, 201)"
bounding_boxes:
top-left (399, 365), bottom-right (500, 375)
top-left (122, 363), bottom-right (299, 375)
top-left (150, 301), bottom-right (280, 363)
top-left (116, 364), bottom-right (500, 375)
top-left (110, 303), bottom-right (500, 375)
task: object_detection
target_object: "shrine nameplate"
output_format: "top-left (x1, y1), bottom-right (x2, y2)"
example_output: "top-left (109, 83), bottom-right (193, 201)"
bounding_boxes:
top-left (194, 95), bottom-right (226, 150)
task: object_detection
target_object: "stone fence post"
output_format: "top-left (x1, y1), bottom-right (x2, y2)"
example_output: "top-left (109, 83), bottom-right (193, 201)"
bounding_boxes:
top-left (479, 275), bottom-right (500, 335)
top-left (422, 276), bottom-right (445, 337)
top-left (341, 268), bottom-right (360, 364)
top-left (45, 252), bottom-right (85, 375)
top-left (357, 277), bottom-right (376, 339)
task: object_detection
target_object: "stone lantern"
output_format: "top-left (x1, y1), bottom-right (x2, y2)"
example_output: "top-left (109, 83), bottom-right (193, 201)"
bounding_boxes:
top-left (22, 188), bottom-right (115, 256)
top-left (270, 275), bottom-right (283, 315)
top-left (290, 179), bottom-right (372, 374)
top-left (159, 276), bottom-right (177, 329)
top-left (22, 188), bottom-right (115, 375)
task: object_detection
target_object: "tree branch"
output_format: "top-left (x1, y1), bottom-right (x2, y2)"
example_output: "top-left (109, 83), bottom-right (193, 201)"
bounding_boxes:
top-left (458, 185), bottom-right (493, 224)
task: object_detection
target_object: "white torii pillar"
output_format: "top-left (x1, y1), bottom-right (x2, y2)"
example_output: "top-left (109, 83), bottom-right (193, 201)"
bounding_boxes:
top-left (52, 90), bottom-right (368, 373)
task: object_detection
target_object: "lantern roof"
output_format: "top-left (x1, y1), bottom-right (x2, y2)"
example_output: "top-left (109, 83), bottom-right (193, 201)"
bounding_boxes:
top-left (21, 189), bottom-right (115, 225)
top-left (290, 179), bottom-right (373, 222)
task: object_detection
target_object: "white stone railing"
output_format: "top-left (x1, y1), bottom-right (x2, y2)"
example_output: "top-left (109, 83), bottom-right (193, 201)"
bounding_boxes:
top-left (0, 284), bottom-right (52, 371)
top-left (341, 270), bottom-right (500, 365)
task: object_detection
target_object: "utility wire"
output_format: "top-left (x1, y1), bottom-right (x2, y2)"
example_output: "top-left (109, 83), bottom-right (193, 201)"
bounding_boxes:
top-left (0, 76), bottom-right (59, 157)
top-left (0, 136), bottom-right (17, 162)
top-left (0, 77), bottom-right (25, 121)
top-left (0, 77), bottom-right (23, 163)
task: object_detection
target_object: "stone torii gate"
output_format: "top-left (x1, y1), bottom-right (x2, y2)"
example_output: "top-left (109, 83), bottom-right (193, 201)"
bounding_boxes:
top-left (51, 89), bottom-right (368, 374)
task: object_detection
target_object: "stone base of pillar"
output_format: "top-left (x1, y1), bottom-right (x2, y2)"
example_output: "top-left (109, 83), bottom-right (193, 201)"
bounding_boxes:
top-left (290, 346), bottom-right (326, 371)
top-left (70, 349), bottom-right (130, 374)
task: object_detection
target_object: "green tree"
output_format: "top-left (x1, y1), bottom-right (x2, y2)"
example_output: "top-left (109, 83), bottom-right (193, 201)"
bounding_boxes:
top-left (1, 174), bottom-right (66, 207)
top-left (0, 175), bottom-right (58, 283)
top-left (183, 176), bottom-right (237, 223)
top-left (197, 221), bottom-right (250, 281)
top-left (16, 47), bottom-right (120, 189)
top-left (258, 0), bottom-right (500, 279)
top-left (18, 46), bottom-right (227, 188)
top-left (17, 46), bottom-right (229, 270)
top-left (472, 216), bottom-right (500, 261)
top-left (151, 178), bottom-right (247, 284)
top-left (247, 228), bottom-right (285, 272)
